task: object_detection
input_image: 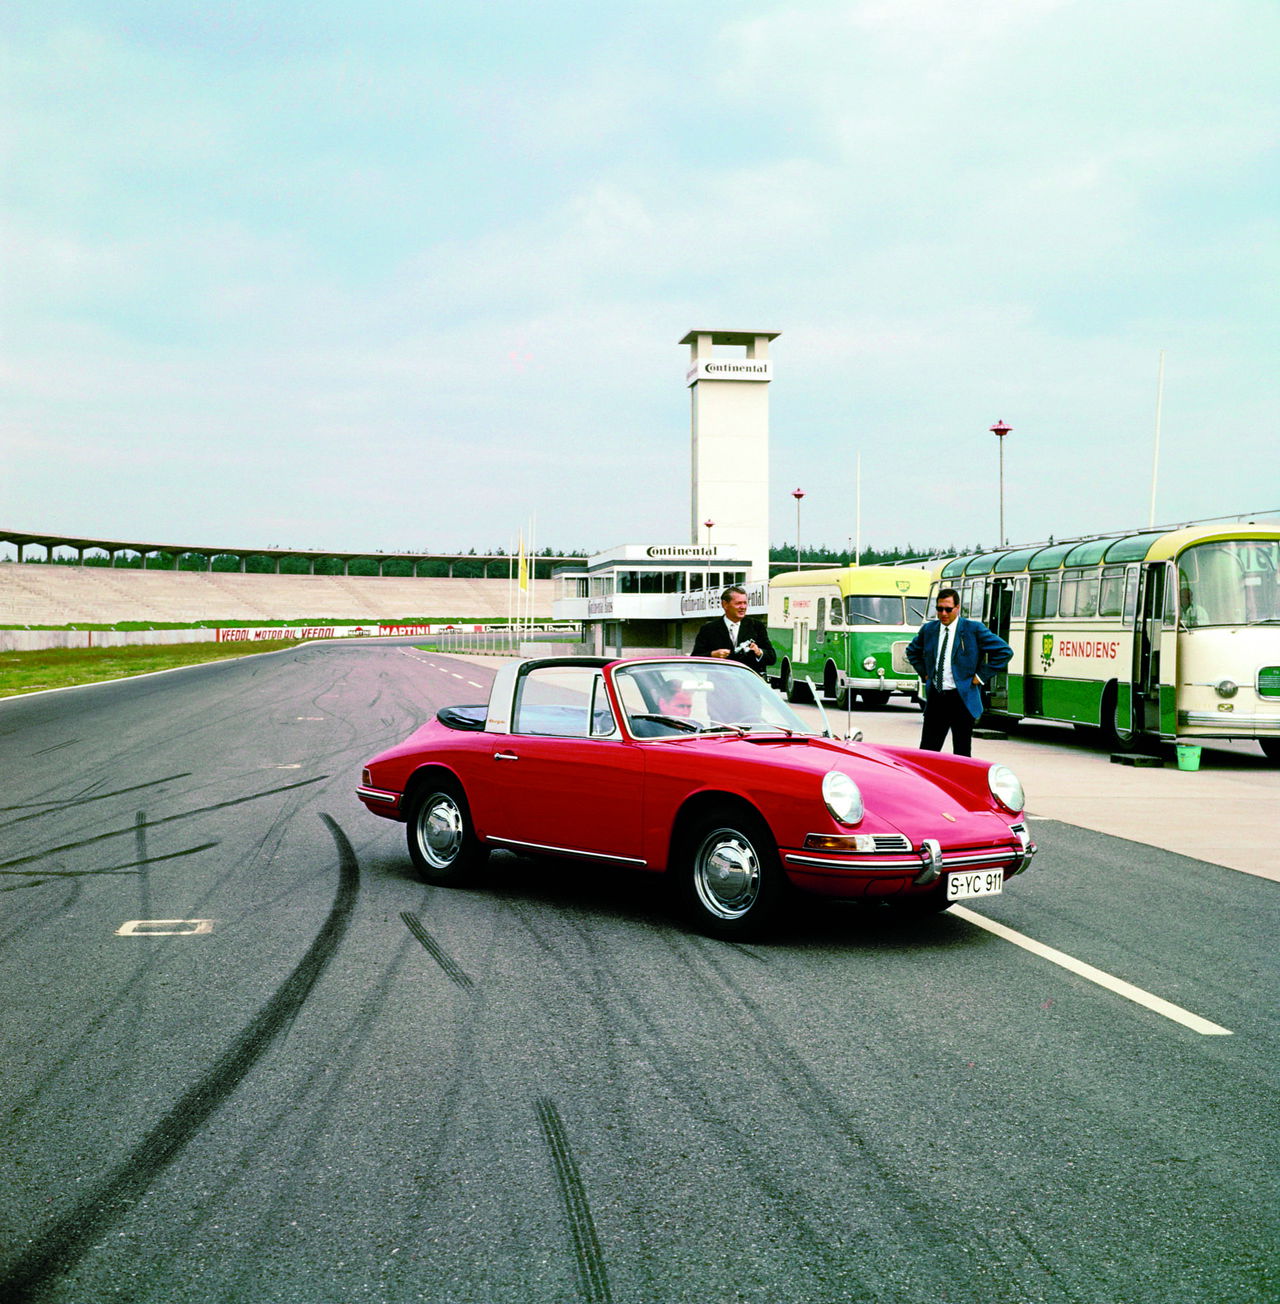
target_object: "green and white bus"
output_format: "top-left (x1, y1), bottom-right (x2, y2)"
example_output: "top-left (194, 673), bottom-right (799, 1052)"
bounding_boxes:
top-left (933, 522), bottom-right (1280, 759)
top-left (768, 565), bottom-right (932, 706)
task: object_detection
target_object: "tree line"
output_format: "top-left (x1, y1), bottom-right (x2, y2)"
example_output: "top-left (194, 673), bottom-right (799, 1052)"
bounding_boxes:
top-left (12, 541), bottom-right (979, 579)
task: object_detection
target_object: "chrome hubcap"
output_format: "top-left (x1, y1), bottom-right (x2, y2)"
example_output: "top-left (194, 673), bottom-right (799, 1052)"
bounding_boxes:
top-left (418, 794), bottom-right (464, 868)
top-left (693, 828), bottom-right (760, 920)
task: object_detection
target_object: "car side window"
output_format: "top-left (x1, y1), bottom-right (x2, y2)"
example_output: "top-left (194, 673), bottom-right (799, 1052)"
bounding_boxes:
top-left (513, 665), bottom-right (616, 738)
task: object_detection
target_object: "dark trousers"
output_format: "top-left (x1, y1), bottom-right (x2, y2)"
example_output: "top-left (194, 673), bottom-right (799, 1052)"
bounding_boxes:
top-left (919, 689), bottom-right (974, 756)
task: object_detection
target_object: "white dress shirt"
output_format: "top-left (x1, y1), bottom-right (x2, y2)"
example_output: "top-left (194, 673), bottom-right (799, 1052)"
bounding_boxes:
top-left (937, 622), bottom-right (956, 691)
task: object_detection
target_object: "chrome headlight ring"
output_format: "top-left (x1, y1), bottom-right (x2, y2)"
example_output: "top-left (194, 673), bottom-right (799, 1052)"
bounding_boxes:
top-left (822, 770), bottom-right (864, 825)
top-left (988, 764), bottom-right (1025, 814)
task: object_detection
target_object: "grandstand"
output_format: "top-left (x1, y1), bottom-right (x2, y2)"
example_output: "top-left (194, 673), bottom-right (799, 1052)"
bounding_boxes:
top-left (0, 563), bottom-right (548, 628)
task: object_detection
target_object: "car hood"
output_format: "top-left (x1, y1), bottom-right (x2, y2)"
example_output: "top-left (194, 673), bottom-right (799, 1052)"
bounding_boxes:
top-left (668, 731), bottom-right (1016, 841)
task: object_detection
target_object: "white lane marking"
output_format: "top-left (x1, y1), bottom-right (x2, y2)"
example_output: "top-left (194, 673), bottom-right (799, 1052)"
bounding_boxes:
top-left (117, 919), bottom-right (213, 936)
top-left (950, 905), bottom-right (1233, 1036)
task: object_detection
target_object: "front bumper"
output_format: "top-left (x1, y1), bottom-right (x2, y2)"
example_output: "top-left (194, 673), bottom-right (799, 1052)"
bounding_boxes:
top-left (782, 822), bottom-right (1036, 898)
top-left (1177, 710), bottom-right (1280, 737)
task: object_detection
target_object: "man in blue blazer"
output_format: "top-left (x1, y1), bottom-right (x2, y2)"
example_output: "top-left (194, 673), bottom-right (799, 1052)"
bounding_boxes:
top-left (906, 588), bottom-right (1013, 755)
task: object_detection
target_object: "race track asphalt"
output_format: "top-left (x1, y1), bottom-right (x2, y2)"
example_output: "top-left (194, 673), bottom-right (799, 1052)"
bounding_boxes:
top-left (0, 641), bottom-right (1275, 1304)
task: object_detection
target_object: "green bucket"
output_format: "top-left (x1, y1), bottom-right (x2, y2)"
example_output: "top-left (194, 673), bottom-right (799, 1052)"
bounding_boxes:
top-left (1176, 743), bottom-right (1201, 772)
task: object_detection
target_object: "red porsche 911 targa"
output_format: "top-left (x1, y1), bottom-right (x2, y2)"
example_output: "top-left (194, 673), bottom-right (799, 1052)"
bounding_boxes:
top-left (358, 656), bottom-right (1036, 939)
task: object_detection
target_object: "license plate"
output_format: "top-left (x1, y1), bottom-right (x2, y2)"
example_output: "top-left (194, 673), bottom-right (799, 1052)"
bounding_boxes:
top-left (946, 869), bottom-right (1004, 901)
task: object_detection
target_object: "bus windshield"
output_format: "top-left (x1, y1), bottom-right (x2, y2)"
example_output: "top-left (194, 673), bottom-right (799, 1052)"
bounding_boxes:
top-left (845, 595), bottom-right (927, 625)
top-left (1178, 539), bottom-right (1280, 626)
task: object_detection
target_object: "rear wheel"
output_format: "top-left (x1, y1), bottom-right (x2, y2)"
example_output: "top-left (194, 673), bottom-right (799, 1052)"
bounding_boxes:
top-left (786, 671), bottom-right (813, 704)
top-left (1099, 682), bottom-right (1142, 753)
top-left (681, 809), bottom-right (786, 940)
top-left (405, 779), bottom-right (488, 885)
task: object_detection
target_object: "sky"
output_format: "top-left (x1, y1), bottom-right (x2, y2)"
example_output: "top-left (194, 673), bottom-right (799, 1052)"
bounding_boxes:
top-left (3, 0), bottom-right (1277, 561)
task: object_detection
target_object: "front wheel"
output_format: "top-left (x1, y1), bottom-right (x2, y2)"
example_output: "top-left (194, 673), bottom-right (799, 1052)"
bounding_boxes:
top-left (859, 689), bottom-right (891, 708)
top-left (1099, 682), bottom-right (1142, 753)
top-left (680, 809), bottom-right (786, 940)
top-left (1260, 739), bottom-right (1280, 764)
top-left (406, 779), bottom-right (489, 885)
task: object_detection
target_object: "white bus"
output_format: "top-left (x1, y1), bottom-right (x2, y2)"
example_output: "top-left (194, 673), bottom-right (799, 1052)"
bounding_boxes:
top-left (933, 522), bottom-right (1280, 760)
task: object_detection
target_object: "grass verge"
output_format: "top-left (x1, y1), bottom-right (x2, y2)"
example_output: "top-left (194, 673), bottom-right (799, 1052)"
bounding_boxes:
top-left (0, 641), bottom-right (300, 699)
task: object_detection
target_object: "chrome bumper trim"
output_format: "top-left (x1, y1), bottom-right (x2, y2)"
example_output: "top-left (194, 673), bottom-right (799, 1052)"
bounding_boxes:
top-left (786, 843), bottom-right (1032, 875)
top-left (357, 786), bottom-right (399, 806)
top-left (1178, 711), bottom-right (1280, 733)
top-left (487, 836), bottom-right (647, 867)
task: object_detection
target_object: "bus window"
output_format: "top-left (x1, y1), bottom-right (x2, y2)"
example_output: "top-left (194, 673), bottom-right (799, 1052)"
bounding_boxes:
top-left (828, 598), bottom-right (842, 626)
top-left (816, 597), bottom-right (827, 635)
top-left (1011, 576), bottom-right (1028, 621)
top-left (1098, 566), bottom-right (1125, 618)
top-left (1029, 575), bottom-right (1058, 618)
top-left (1179, 540), bottom-right (1280, 625)
top-left (906, 595), bottom-right (927, 625)
top-left (1123, 566), bottom-right (1140, 622)
top-left (1061, 569), bottom-right (1098, 618)
top-left (845, 595), bottom-right (904, 625)
top-left (967, 579), bottom-right (987, 621)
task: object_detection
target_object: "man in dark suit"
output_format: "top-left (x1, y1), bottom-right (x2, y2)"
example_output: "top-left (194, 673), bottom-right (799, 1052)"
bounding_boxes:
top-left (906, 587), bottom-right (1012, 755)
top-left (692, 585), bottom-right (777, 678)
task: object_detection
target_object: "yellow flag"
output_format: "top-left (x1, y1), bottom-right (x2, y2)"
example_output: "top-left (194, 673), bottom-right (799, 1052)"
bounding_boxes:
top-left (518, 533), bottom-right (528, 591)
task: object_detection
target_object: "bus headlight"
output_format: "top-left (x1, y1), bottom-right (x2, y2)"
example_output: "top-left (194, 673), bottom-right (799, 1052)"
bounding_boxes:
top-left (822, 770), bottom-right (864, 825)
top-left (1215, 679), bottom-right (1238, 698)
top-left (862, 655), bottom-right (877, 671)
top-left (988, 764), bottom-right (1025, 813)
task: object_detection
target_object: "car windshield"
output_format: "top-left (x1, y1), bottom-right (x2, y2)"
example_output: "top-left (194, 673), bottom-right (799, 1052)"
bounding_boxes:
top-left (614, 661), bottom-right (813, 737)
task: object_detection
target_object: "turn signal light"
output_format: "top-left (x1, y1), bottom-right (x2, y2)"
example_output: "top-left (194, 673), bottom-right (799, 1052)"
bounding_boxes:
top-left (804, 833), bottom-right (879, 852)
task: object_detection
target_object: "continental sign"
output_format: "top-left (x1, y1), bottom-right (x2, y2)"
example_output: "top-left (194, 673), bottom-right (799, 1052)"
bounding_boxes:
top-left (686, 359), bottom-right (772, 385)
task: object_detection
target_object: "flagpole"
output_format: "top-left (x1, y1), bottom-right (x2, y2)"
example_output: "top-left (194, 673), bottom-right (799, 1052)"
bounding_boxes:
top-left (1149, 350), bottom-right (1165, 527)
top-left (855, 451), bottom-right (862, 567)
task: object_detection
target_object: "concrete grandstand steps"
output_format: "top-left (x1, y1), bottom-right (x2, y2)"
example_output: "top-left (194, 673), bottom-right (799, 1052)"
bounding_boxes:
top-left (0, 564), bottom-right (547, 626)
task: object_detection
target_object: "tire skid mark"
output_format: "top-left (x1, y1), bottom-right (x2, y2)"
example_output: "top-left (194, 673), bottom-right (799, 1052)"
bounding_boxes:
top-left (677, 936), bottom-right (1065, 1300)
top-left (0, 812), bottom-right (360, 1303)
top-left (0, 843), bottom-right (218, 879)
top-left (0, 775), bottom-right (327, 871)
top-left (502, 907), bottom-right (962, 1300)
top-left (30, 739), bottom-right (79, 756)
top-left (535, 1097), bottom-right (613, 1304)
top-left (0, 774), bottom-right (193, 825)
top-left (400, 911), bottom-right (474, 990)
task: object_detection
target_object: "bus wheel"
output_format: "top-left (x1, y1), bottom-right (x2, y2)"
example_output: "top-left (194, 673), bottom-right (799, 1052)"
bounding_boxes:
top-left (859, 690), bottom-right (891, 708)
top-left (1100, 683), bottom-right (1141, 753)
top-left (786, 677), bottom-right (812, 704)
top-left (1260, 739), bottom-right (1280, 764)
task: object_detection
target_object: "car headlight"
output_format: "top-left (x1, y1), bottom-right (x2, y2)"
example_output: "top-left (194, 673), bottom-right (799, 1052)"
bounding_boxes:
top-left (1215, 679), bottom-right (1238, 699)
top-left (988, 764), bottom-right (1025, 813)
top-left (822, 770), bottom-right (864, 825)
top-left (861, 655), bottom-right (877, 671)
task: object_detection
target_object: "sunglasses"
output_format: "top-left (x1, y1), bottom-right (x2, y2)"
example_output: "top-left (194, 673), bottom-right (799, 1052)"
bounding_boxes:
top-left (935, 604), bottom-right (956, 612)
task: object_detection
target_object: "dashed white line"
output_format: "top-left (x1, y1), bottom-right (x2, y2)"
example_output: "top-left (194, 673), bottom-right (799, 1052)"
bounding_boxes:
top-left (951, 906), bottom-right (1232, 1036)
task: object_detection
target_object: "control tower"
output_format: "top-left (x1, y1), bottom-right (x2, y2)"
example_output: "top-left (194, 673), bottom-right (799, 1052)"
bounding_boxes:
top-left (681, 329), bottom-right (779, 584)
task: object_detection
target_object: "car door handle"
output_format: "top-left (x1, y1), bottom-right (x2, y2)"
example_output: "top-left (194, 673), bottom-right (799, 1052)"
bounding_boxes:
top-left (493, 751), bottom-right (520, 761)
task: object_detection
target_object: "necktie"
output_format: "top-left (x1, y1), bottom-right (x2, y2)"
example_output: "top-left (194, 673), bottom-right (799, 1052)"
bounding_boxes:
top-left (935, 625), bottom-right (950, 689)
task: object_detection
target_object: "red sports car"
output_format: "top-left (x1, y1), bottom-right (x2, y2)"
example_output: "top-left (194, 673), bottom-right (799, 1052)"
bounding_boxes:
top-left (357, 656), bottom-right (1036, 938)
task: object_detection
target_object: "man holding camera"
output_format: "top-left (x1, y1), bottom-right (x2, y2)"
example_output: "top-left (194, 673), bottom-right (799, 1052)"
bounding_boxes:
top-left (692, 585), bottom-right (777, 678)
